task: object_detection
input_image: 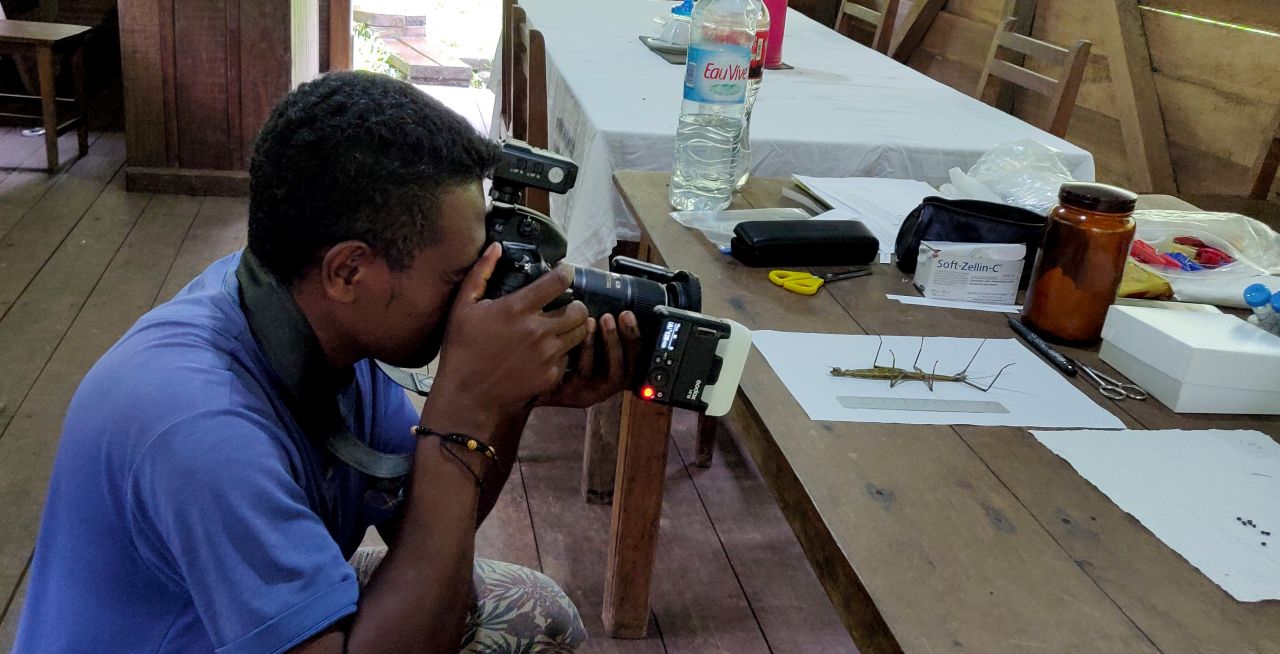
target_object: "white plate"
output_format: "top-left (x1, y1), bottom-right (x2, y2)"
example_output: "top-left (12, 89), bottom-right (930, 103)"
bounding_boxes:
top-left (639, 35), bottom-right (687, 55)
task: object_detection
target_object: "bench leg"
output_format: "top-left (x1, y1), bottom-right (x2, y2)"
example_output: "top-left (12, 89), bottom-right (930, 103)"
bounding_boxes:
top-left (695, 414), bottom-right (717, 468)
top-left (36, 45), bottom-right (58, 173)
top-left (582, 394), bottom-right (622, 504)
top-left (603, 393), bottom-right (671, 638)
top-left (71, 45), bottom-right (88, 156)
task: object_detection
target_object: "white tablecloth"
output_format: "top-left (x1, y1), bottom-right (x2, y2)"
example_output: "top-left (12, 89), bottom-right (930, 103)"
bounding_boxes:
top-left (503, 0), bottom-right (1095, 265)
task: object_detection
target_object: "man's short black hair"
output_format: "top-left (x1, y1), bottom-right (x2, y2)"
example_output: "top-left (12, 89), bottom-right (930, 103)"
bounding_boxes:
top-left (248, 71), bottom-right (501, 283)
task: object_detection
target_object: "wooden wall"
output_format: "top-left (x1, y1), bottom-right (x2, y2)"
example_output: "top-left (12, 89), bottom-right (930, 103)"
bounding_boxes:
top-left (905, 0), bottom-right (1280, 196)
top-left (118, 0), bottom-right (296, 194)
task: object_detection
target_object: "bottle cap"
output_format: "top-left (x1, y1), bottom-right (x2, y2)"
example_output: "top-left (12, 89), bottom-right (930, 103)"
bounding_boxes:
top-left (1272, 291), bottom-right (1280, 311)
top-left (672, 0), bottom-right (694, 16)
top-left (1244, 283), bottom-right (1272, 308)
top-left (1058, 182), bottom-right (1138, 215)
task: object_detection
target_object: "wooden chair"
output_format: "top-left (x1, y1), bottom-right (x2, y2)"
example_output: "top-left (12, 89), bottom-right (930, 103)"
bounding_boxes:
top-left (1249, 106), bottom-right (1280, 201)
top-left (833, 0), bottom-right (899, 56)
top-left (500, 0), bottom-right (515, 136)
top-left (975, 17), bottom-right (1090, 139)
top-left (519, 20), bottom-right (550, 216)
top-left (509, 5), bottom-right (529, 143)
top-left (0, 19), bottom-right (91, 172)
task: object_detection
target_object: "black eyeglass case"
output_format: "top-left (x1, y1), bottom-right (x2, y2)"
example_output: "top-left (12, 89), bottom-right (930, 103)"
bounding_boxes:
top-left (730, 220), bottom-right (879, 267)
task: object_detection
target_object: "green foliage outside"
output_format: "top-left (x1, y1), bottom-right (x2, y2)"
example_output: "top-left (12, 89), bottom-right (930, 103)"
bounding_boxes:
top-left (353, 22), bottom-right (406, 80)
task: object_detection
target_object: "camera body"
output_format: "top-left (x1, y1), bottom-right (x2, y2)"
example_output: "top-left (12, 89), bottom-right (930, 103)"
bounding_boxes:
top-left (485, 139), bottom-right (750, 415)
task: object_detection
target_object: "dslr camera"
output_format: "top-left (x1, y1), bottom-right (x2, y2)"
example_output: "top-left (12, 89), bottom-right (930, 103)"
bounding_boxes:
top-left (481, 139), bottom-right (751, 416)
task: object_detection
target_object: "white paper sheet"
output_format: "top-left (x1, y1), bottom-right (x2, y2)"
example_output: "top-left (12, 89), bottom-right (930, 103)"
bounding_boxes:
top-left (796, 176), bottom-right (938, 263)
top-left (752, 332), bottom-right (1124, 428)
top-left (1032, 429), bottom-right (1280, 602)
top-left (887, 294), bottom-right (1022, 313)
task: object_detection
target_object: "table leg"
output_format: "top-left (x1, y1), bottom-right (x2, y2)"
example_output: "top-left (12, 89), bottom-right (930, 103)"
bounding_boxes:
top-left (71, 44), bottom-right (88, 156)
top-left (602, 392), bottom-right (671, 638)
top-left (36, 45), bottom-right (58, 173)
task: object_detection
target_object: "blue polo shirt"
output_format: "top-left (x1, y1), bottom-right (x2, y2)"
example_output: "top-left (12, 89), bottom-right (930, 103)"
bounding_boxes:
top-left (14, 252), bottom-right (419, 653)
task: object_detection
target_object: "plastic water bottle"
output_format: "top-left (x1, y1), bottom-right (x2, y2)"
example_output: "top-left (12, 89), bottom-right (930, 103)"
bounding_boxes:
top-left (1269, 290), bottom-right (1280, 335)
top-left (734, 0), bottom-right (769, 189)
top-left (1244, 283), bottom-right (1278, 333)
top-left (669, 0), bottom-right (759, 211)
top-left (1270, 291), bottom-right (1280, 336)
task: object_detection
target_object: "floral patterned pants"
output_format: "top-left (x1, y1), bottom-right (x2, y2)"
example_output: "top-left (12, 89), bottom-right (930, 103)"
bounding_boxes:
top-left (349, 547), bottom-right (587, 652)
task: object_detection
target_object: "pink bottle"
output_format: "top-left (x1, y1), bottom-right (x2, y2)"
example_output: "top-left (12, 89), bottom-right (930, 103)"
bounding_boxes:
top-left (762, 0), bottom-right (787, 67)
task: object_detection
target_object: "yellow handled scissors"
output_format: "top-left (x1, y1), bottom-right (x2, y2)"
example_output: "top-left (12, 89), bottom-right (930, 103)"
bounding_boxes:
top-left (769, 268), bottom-right (871, 296)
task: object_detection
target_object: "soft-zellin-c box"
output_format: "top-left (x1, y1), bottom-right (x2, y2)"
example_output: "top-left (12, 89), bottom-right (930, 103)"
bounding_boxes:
top-left (913, 241), bottom-right (1025, 304)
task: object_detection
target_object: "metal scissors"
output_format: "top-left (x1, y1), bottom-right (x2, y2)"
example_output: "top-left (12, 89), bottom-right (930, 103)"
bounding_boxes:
top-left (769, 268), bottom-right (870, 296)
top-left (1075, 361), bottom-right (1148, 401)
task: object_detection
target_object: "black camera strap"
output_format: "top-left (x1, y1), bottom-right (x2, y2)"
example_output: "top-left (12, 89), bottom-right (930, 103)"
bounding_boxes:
top-left (236, 251), bottom-right (413, 484)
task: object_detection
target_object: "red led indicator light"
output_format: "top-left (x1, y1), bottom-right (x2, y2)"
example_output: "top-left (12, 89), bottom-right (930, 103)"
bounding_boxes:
top-left (641, 386), bottom-right (656, 400)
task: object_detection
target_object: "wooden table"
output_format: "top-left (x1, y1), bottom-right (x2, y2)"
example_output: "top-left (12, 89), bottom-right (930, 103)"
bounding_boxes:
top-left (603, 171), bottom-right (1280, 652)
top-left (0, 20), bottom-right (90, 173)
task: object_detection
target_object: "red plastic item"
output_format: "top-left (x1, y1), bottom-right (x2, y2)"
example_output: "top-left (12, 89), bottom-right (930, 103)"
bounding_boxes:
top-left (1173, 236), bottom-right (1208, 249)
top-left (1130, 240), bottom-right (1182, 269)
top-left (762, 0), bottom-right (787, 67)
top-left (1194, 246), bottom-right (1233, 268)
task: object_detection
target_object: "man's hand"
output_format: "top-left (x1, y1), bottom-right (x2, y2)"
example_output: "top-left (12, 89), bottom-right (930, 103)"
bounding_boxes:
top-left (428, 243), bottom-right (590, 430)
top-left (538, 311), bottom-right (643, 409)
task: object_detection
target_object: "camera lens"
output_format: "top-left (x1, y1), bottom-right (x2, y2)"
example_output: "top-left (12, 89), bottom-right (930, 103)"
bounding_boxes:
top-left (570, 268), bottom-right (666, 318)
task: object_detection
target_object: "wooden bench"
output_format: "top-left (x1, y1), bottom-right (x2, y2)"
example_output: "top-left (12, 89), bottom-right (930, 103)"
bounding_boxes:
top-left (0, 19), bottom-right (90, 172)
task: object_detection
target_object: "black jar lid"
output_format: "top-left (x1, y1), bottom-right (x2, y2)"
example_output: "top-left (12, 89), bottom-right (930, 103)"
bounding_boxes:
top-left (1059, 182), bottom-right (1138, 214)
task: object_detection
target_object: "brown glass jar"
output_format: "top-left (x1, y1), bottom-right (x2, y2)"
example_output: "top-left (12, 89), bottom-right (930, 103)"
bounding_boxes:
top-left (1021, 182), bottom-right (1139, 344)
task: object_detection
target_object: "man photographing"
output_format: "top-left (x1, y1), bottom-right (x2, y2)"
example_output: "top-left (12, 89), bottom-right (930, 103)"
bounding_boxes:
top-left (15, 71), bottom-right (639, 652)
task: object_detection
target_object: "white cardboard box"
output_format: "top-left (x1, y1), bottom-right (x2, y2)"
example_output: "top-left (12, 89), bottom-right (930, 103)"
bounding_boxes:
top-left (1099, 306), bottom-right (1280, 414)
top-left (914, 241), bottom-right (1025, 305)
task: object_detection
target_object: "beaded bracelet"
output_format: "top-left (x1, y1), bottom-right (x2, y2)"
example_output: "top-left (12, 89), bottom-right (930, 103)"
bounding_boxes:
top-left (411, 426), bottom-right (499, 464)
top-left (411, 426), bottom-right (499, 492)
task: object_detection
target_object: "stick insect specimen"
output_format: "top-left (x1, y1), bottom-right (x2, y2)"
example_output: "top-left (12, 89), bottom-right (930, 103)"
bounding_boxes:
top-left (830, 337), bottom-right (1015, 392)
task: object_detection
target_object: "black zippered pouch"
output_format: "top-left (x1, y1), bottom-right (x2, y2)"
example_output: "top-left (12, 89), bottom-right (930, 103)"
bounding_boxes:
top-left (894, 197), bottom-right (1047, 288)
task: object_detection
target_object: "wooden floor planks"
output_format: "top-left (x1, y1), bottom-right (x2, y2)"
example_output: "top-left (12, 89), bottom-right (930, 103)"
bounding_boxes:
top-left (0, 130), bottom-right (112, 243)
top-left (0, 133), bottom-right (125, 318)
top-left (648, 431), bottom-right (772, 654)
top-left (669, 413), bottom-right (859, 654)
top-left (0, 558), bottom-right (28, 649)
top-left (0, 137), bottom-right (855, 652)
top-left (517, 407), bottom-right (667, 654)
top-left (153, 196), bottom-right (250, 302)
top-left (0, 159), bottom-right (141, 439)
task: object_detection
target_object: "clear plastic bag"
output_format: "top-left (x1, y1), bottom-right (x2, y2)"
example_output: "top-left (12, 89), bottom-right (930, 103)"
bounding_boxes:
top-left (669, 208), bottom-right (810, 248)
top-left (1131, 209), bottom-right (1280, 308)
top-left (939, 140), bottom-right (1077, 215)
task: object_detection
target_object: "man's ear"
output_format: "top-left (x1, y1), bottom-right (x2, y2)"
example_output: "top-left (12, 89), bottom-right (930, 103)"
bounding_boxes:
top-left (319, 241), bottom-right (380, 304)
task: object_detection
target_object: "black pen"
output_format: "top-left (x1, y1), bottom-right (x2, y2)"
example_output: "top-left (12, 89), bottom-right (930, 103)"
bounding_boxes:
top-left (1007, 317), bottom-right (1078, 377)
